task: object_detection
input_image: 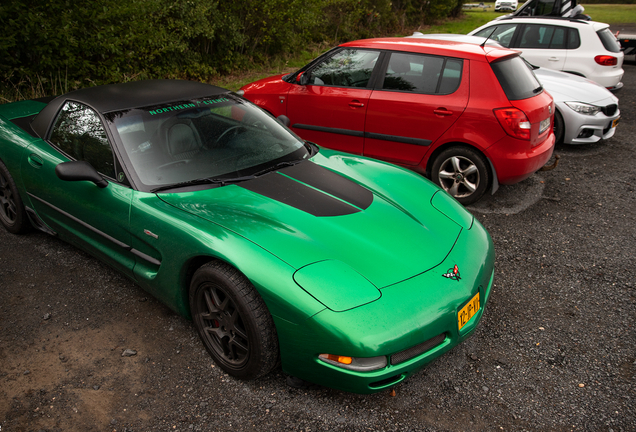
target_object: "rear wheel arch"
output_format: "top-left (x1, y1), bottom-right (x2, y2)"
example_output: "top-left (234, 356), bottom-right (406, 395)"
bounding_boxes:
top-left (425, 143), bottom-right (493, 205)
top-left (425, 143), bottom-right (491, 181)
top-left (553, 109), bottom-right (565, 144)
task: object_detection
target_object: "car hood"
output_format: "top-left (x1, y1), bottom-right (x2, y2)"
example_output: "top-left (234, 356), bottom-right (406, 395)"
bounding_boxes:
top-left (534, 67), bottom-right (618, 105)
top-left (158, 158), bottom-right (465, 289)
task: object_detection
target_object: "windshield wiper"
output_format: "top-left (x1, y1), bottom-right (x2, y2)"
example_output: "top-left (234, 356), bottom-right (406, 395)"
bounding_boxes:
top-left (207, 174), bottom-right (258, 186)
top-left (150, 177), bottom-right (221, 193)
top-left (151, 160), bottom-right (305, 193)
top-left (533, 85), bottom-right (543, 94)
top-left (250, 159), bottom-right (304, 177)
top-left (150, 175), bottom-right (259, 193)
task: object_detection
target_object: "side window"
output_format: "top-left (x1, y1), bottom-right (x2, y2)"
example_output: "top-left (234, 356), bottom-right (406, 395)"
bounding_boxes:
top-left (49, 101), bottom-right (116, 178)
top-left (567, 28), bottom-right (581, 49)
top-left (383, 53), bottom-right (444, 93)
top-left (519, 24), bottom-right (553, 49)
top-left (308, 49), bottom-right (380, 88)
top-left (549, 26), bottom-right (566, 49)
top-left (382, 53), bottom-right (462, 95)
top-left (438, 58), bottom-right (464, 95)
top-left (473, 24), bottom-right (517, 47)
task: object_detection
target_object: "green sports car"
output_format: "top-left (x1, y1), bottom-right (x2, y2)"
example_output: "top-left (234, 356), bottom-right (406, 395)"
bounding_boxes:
top-left (0, 80), bottom-right (494, 394)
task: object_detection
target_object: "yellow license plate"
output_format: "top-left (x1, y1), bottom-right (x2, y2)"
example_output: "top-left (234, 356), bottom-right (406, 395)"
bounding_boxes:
top-left (612, 117), bottom-right (620, 128)
top-left (458, 292), bottom-right (480, 330)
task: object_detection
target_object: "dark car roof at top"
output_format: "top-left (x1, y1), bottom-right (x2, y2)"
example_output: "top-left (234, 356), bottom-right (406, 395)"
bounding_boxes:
top-left (31, 80), bottom-right (229, 139)
top-left (340, 37), bottom-right (518, 62)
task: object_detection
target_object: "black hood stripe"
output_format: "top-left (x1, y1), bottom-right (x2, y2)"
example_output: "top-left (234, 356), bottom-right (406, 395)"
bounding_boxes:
top-left (279, 162), bottom-right (373, 210)
top-left (239, 162), bottom-right (373, 217)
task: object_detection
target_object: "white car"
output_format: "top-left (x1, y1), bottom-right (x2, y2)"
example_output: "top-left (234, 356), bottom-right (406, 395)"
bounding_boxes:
top-left (531, 64), bottom-right (620, 145)
top-left (495, 0), bottom-right (518, 12)
top-left (468, 17), bottom-right (624, 91)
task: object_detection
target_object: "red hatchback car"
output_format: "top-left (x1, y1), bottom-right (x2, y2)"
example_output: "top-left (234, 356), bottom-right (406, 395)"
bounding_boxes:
top-left (240, 37), bottom-right (555, 204)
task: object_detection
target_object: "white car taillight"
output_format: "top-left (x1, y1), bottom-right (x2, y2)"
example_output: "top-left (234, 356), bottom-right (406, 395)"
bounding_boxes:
top-left (594, 55), bottom-right (618, 66)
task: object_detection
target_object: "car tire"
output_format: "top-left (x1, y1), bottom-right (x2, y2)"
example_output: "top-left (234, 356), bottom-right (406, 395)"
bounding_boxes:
top-left (0, 159), bottom-right (30, 234)
top-left (190, 261), bottom-right (279, 379)
top-left (553, 110), bottom-right (565, 145)
top-left (431, 146), bottom-right (490, 206)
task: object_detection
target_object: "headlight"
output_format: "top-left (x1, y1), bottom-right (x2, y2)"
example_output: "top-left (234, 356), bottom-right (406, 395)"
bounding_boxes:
top-left (565, 102), bottom-right (601, 116)
top-left (319, 354), bottom-right (387, 371)
top-left (293, 260), bottom-right (380, 312)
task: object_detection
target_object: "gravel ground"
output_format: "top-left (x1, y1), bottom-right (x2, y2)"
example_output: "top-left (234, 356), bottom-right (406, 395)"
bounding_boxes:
top-left (1, 54), bottom-right (635, 432)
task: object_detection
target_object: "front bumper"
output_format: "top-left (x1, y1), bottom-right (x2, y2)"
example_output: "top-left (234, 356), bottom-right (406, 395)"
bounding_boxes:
top-left (276, 220), bottom-right (495, 393)
top-left (559, 104), bottom-right (621, 145)
top-left (608, 82), bottom-right (623, 92)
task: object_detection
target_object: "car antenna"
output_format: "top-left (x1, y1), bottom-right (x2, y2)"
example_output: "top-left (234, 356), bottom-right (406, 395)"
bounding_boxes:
top-left (480, 27), bottom-right (498, 48)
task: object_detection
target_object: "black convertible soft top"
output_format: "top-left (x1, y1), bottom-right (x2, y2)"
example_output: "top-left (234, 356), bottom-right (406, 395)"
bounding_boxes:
top-left (30, 80), bottom-right (229, 139)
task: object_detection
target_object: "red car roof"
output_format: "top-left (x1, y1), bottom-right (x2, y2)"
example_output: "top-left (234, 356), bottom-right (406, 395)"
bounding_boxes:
top-left (340, 37), bottom-right (519, 63)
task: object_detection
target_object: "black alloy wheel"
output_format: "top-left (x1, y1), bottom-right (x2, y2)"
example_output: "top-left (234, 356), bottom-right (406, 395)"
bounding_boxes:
top-left (190, 261), bottom-right (279, 379)
top-left (0, 160), bottom-right (29, 234)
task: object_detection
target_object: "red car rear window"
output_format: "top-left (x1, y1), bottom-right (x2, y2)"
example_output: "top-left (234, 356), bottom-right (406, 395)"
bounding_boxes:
top-left (490, 56), bottom-right (543, 101)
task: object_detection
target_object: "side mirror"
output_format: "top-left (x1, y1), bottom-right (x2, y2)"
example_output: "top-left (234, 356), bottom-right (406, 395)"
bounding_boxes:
top-left (296, 71), bottom-right (309, 86)
top-left (277, 115), bottom-right (291, 127)
top-left (55, 161), bottom-right (108, 188)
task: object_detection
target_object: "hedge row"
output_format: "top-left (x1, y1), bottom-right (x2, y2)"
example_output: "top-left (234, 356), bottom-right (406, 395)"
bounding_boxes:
top-left (0, 0), bottom-right (462, 94)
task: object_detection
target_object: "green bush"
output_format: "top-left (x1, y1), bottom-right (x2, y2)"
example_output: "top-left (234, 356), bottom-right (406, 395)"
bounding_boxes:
top-left (0, 0), bottom-right (486, 97)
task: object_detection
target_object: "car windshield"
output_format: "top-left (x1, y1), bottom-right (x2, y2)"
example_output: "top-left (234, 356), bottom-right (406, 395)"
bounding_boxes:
top-left (105, 94), bottom-right (309, 191)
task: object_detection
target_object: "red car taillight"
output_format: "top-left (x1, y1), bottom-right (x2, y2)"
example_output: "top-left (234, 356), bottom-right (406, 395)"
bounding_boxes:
top-left (493, 108), bottom-right (531, 140)
top-left (594, 55), bottom-right (618, 66)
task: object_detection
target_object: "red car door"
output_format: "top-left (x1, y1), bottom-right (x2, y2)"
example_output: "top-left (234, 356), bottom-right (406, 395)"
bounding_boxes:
top-left (364, 53), bottom-right (469, 166)
top-left (286, 48), bottom-right (381, 155)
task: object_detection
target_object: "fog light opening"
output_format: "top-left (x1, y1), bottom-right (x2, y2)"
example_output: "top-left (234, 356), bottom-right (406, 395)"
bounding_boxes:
top-left (577, 129), bottom-right (594, 139)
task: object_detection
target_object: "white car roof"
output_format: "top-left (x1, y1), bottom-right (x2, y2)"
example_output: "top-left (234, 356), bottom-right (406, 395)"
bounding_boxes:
top-left (471, 16), bottom-right (610, 31)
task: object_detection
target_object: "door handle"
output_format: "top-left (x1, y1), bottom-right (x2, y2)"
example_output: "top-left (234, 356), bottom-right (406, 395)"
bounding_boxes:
top-left (349, 100), bottom-right (365, 108)
top-left (433, 108), bottom-right (453, 116)
top-left (548, 57), bottom-right (560, 62)
top-left (28, 153), bottom-right (44, 168)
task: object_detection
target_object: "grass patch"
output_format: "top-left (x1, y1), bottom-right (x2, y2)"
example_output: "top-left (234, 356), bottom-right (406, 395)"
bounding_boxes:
top-left (417, 8), bottom-right (503, 35)
top-left (581, 4), bottom-right (636, 24)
